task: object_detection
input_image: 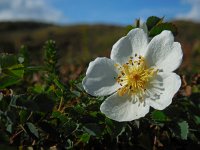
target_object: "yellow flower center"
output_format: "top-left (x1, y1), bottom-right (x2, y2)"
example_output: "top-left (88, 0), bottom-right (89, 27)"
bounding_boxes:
top-left (115, 54), bottom-right (158, 99)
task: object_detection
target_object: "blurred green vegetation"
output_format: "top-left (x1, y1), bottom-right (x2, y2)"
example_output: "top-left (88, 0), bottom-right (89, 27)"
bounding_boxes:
top-left (0, 20), bottom-right (199, 75)
top-left (0, 22), bottom-right (125, 65)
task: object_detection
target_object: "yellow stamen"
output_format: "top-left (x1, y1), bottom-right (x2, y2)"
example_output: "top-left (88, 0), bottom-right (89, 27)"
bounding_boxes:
top-left (115, 55), bottom-right (158, 101)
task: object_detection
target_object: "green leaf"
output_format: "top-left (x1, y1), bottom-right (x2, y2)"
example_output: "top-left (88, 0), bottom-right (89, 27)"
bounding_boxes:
top-left (151, 110), bottom-right (169, 122)
top-left (146, 16), bottom-right (163, 30)
top-left (170, 121), bottom-right (189, 140)
top-left (53, 77), bottom-right (65, 91)
top-left (74, 104), bottom-right (85, 114)
top-left (89, 111), bottom-right (98, 117)
top-left (0, 76), bottom-right (21, 89)
top-left (19, 110), bottom-right (29, 124)
top-left (52, 111), bottom-right (68, 123)
top-left (30, 84), bottom-right (45, 93)
top-left (80, 133), bottom-right (90, 143)
top-left (178, 121), bottom-right (189, 140)
top-left (149, 23), bottom-right (178, 37)
top-left (0, 64), bottom-right (24, 89)
top-left (26, 122), bottom-right (39, 138)
top-left (6, 124), bottom-right (12, 133)
top-left (194, 115), bottom-right (200, 125)
top-left (71, 90), bottom-right (81, 97)
top-left (6, 64), bottom-right (24, 78)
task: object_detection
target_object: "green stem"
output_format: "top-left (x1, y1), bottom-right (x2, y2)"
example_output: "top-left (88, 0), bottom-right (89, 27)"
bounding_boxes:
top-left (58, 96), bottom-right (64, 111)
top-left (11, 66), bottom-right (47, 71)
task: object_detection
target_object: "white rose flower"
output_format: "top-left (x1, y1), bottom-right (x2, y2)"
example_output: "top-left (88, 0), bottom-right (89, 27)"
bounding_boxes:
top-left (82, 28), bottom-right (183, 122)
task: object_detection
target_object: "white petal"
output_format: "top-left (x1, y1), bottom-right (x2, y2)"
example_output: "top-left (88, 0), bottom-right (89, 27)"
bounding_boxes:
top-left (82, 57), bottom-right (120, 96)
top-left (145, 30), bottom-right (183, 72)
top-left (127, 28), bottom-right (148, 56)
top-left (111, 28), bottom-right (148, 64)
top-left (158, 42), bottom-right (183, 72)
top-left (100, 93), bottom-right (150, 122)
top-left (148, 72), bottom-right (181, 110)
top-left (110, 36), bottom-right (132, 65)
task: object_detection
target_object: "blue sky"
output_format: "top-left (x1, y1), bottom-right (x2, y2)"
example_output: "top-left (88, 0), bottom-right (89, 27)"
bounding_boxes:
top-left (0, 0), bottom-right (199, 25)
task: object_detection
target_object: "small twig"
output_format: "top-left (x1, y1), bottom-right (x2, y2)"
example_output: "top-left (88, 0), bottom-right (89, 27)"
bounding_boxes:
top-left (32, 140), bottom-right (36, 146)
top-left (153, 125), bottom-right (159, 150)
top-left (27, 112), bottom-right (33, 121)
top-left (9, 129), bottom-right (23, 144)
top-left (20, 124), bottom-right (27, 133)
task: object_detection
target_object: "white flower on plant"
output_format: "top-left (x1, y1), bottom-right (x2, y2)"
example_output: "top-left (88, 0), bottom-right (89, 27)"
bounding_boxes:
top-left (82, 28), bottom-right (183, 122)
